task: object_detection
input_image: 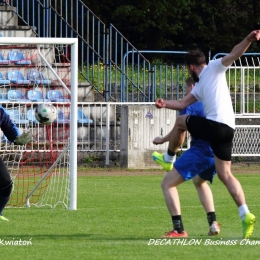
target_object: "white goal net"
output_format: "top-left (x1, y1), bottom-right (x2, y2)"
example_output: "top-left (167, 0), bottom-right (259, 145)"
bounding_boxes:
top-left (0, 37), bottom-right (78, 210)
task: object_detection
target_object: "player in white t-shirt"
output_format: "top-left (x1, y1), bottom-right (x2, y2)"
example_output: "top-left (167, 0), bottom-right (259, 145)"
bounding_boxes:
top-left (152, 29), bottom-right (260, 239)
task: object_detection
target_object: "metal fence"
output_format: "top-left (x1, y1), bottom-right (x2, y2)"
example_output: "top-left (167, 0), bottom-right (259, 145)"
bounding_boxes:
top-left (9, 0), bottom-right (190, 102)
top-left (6, 0), bottom-right (260, 164)
top-left (70, 103), bottom-right (260, 165)
top-left (9, 1), bottom-right (260, 107)
top-left (212, 53), bottom-right (260, 116)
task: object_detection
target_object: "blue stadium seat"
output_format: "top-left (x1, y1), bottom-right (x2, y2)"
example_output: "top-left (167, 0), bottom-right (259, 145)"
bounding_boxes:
top-left (27, 89), bottom-right (48, 102)
top-left (26, 109), bottom-right (39, 125)
top-left (7, 50), bottom-right (31, 65)
top-left (0, 91), bottom-right (9, 102)
top-left (68, 109), bottom-right (93, 124)
top-left (27, 70), bottom-right (51, 85)
top-left (54, 110), bottom-right (70, 124)
top-left (46, 89), bottom-right (70, 102)
top-left (6, 70), bottom-right (31, 85)
top-left (7, 89), bottom-right (28, 102)
top-left (0, 72), bottom-right (10, 84)
top-left (6, 109), bottom-right (29, 125)
top-left (77, 109), bottom-right (93, 124)
top-left (0, 52), bottom-right (9, 65)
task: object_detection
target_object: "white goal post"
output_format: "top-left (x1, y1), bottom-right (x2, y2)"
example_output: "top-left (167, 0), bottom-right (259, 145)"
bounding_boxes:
top-left (0, 37), bottom-right (78, 210)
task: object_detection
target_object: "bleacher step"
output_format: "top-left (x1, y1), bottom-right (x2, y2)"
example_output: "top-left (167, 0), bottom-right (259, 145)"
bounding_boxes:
top-left (0, 25), bottom-right (36, 37)
top-left (0, 6), bottom-right (17, 26)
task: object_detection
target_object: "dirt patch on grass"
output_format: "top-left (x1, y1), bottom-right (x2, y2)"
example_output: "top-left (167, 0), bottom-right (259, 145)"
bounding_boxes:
top-left (77, 168), bottom-right (165, 176)
top-left (231, 163), bottom-right (260, 174)
top-left (77, 163), bottom-right (260, 176)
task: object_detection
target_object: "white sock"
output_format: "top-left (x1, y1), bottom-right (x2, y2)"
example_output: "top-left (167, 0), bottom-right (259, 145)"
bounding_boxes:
top-left (164, 152), bottom-right (175, 163)
top-left (238, 204), bottom-right (249, 220)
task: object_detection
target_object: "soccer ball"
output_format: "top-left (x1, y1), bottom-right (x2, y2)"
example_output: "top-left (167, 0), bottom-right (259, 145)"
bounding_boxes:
top-left (35, 103), bottom-right (57, 125)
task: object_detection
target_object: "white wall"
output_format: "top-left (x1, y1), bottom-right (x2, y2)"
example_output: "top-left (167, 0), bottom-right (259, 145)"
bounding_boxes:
top-left (121, 104), bottom-right (177, 169)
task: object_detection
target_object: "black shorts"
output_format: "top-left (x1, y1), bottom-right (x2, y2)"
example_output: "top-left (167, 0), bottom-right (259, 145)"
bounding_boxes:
top-left (185, 115), bottom-right (235, 161)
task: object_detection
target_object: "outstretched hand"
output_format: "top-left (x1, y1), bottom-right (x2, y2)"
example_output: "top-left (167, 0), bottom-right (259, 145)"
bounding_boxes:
top-left (155, 98), bottom-right (166, 108)
top-left (14, 130), bottom-right (32, 145)
top-left (247, 30), bottom-right (260, 42)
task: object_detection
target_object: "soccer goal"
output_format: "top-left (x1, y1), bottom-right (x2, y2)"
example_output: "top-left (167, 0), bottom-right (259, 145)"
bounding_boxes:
top-left (0, 37), bottom-right (78, 210)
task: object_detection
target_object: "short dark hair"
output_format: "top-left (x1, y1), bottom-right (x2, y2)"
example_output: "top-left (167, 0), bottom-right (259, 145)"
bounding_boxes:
top-left (185, 76), bottom-right (195, 86)
top-left (184, 49), bottom-right (206, 66)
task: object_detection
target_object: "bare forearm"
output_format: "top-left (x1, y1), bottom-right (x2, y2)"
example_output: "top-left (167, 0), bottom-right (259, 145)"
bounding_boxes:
top-left (163, 100), bottom-right (183, 110)
top-left (222, 30), bottom-right (260, 67)
top-left (229, 37), bottom-right (251, 60)
top-left (155, 94), bottom-right (197, 110)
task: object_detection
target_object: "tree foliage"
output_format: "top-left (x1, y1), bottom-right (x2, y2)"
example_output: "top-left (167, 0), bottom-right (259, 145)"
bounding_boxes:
top-left (82, 0), bottom-right (260, 56)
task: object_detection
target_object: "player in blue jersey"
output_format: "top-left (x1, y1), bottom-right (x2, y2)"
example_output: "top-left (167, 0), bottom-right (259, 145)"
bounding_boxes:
top-left (152, 77), bottom-right (220, 238)
top-left (0, 106), bottom-right (32, 221)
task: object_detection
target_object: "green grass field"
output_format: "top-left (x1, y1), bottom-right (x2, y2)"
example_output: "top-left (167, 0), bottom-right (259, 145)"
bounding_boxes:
top-left (1, 170), bottom-right (260, 260)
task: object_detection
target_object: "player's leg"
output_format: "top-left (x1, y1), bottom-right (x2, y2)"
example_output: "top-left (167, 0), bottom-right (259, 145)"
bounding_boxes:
top-left (161, 168), bottom-right (187, 238)
top-left (167, 115), bottom-right (188, 154)
top-left (153, 129), bottom-right (172, 145)
top-left (192, 175), bottom-right (220, 235)
top-left (184, 116), bottom-right (246, 208)
top-left (214, 157), bottom-right (244, 205)
top-left (0, 157), bottom-right (13, 221)
top-left (193, 175), bottom-right (215, 212)
top-left (186, 116), bottom-right (245, 206)
top-left (185, 116), bottom-right (255, 238)
top-left (152, 118), bottom-right (187, 171)
top-left (161, 145), bottom-right (209, 238)
top-left (189, 143), bottom-right (220, 235)
top-left (153, 126), bottom-right (187, 145)
top-left (214, 156), bottom-right (255, 238)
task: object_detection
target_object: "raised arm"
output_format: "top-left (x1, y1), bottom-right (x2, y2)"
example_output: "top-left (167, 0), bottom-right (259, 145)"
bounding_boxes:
top-left (155, 93), bottom-right (197, 110)
top-left (222, 30), bottom-right (260, 67)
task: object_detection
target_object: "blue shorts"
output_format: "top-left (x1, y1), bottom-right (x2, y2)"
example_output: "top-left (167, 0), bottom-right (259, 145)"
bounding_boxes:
top-left (174, 140), bottom-right (216, 183)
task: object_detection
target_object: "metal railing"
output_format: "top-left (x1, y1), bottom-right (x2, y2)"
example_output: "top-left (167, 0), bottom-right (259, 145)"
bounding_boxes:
top-left (212, 53), bottom-right (260, 115)
top-left (7, 1), bottom-right (260, 107)
top-left (5, 0), bottom-right (260, 165)
top-left (8, 0), bottom-right (190, 102)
